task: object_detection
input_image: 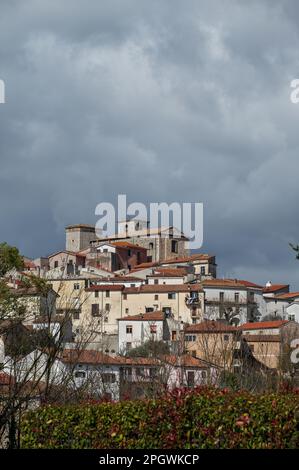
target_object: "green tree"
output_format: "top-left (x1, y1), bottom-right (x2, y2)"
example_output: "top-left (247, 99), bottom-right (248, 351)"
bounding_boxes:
top-left (0, 243), bottom-right (24, 276)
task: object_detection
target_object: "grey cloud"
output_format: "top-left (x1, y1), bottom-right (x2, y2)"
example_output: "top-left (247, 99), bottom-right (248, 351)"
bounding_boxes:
top-left (0, 0), bottom-right (299, 287)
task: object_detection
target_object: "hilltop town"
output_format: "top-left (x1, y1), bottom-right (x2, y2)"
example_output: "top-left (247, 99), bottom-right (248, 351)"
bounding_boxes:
top-left (1, 219), bottom-right (299, 406)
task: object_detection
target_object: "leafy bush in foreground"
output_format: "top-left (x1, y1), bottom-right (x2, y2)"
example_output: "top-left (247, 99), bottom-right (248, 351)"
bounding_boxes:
top-left (21, 387), bottom-right (299, 449)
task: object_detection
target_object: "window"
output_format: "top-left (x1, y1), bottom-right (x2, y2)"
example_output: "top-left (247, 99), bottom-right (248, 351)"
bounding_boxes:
top-left (154, 279), bottom-right (159, 285)
top-left (219, 292), bottom-right (224, 302)
top-left (125, 308), bottom-right (129, 314)
top-left (150, 324), bottom-right (157, 334)
top-left (149, 368), bottom-right (157, 379)
top-left (91, 304), bottom-right (100, 317)
top-left (149, 242), bottom-right (154, 250)
top-left (106, 290), bottom-right (110, 298)
top-left (74, 371), bottom-right (86, 379)
top-left (95, 291), bottom-right (99, 298)
top-left (74, 283), bottom-right (80, 290)
top-left (200, 266), bottom-right (205, 275)
top-left (235, 293), bottom-right (239, 303)
top-left (223, 334), bottom-right (229, 341)
top-left (249, 344), bottom-right (255, 352)
top-left (168, 293), bottom-right (176, 299)
top-left (105, 303), bottom-right (111, 312)
top-left (154, 294), bottom-right (159, 300)
top-left (146, 307), bottom-right (154, 312)
top-left (126, 342), bottom-right (132, 351)
top-left (73, 311), bottom-right (80, 320)
top-left (103, 248), bottom-right (108, 253)
top-left (249, 291), bottom-right (255, 302)
top-left (123, 293), bottom-right (127, 300)
top-left (187, 371), bottom-right (195, 387)
top-left (288, 314), bottom-right (296, 321)
top-left (171, 240), bottom-right (178, 253)
top-left (185, 335), bottom-right (196, 342)
top-left (136, 367), bottom-right (145, 377)
top-left (54, 261), bottom-right (59, 268)
top-left (128, 249), bottom-right (131, 257)
top-left (126, 325), bottom-right (133, 334)
top-left (201, 370), bottom-right (207, 379)
top-left (162, 307), bottom-right (172, 315)
top-left (102, 373), bottom-right (116, 384)
top-left (172, 330), bottom-right (177, 341)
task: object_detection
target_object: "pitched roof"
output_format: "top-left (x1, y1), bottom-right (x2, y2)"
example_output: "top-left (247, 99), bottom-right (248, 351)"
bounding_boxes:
top-left (123, 284), bottom-right (203, 294)
top-left (60, 349), bottom-right (123, 365)
top-left (263, 284), bottom-right (289, 294)
top-left (48, 250), bottom-right (86, 259)
top-left (164, 354), bottom-right (210, 368)
top-left (273, 292), bottom-right (299, 300)
top-left (239, 320), bottom-right (289, 330)
top-left (149, 268), bottom-right (188, 278)
top-left (202, 279), bottom-right (248, 289)
top-left (118, 311), bottom-right (164, 322)
top-left (111, 241), bottom-right (147, 250)
top-left (86, 284), bottom-right (124, 292)
top-left (185, 320), bottom-right (238, 333)
top-left (132, 261), bottom-right (159, 269)
top-left (227, 279), bottom-right (263, 289)
top-left (243, 334), bottom-right (281, 343)
top-left (160, 253), bottom-right (214, 265)
top-left (60, 349), bottom-right (158, 366)
top-left (106, 276), bottom-right (143, 282)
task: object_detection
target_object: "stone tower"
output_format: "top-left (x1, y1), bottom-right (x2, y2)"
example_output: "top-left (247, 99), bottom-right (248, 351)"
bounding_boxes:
top-left (65, 224), bottom-right (97, 252)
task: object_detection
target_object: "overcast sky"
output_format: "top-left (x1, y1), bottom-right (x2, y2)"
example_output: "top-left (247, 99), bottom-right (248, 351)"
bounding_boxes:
top-left (1, 0), bottom-right (299, 287)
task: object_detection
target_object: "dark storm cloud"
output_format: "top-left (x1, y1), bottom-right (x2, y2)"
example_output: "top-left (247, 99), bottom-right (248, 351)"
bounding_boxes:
top-left (0, 0), bottom-right (299, 286)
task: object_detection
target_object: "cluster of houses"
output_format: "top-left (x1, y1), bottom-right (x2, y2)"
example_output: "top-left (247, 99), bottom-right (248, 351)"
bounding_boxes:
top-left (1, 219), bottom-right (299, 401)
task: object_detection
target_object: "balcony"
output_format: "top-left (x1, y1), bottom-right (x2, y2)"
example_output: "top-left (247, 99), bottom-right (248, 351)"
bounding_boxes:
top-left (185, 294), bottom-right (201, 307)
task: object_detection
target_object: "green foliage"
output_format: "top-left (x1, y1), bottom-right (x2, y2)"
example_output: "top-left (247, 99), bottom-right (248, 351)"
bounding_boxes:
top-left (126, 340), bottom-right (170, 358)
top-left (0, 242), bottom-right (24, 276)
top-left (21, 387), bottom-right (299, 449)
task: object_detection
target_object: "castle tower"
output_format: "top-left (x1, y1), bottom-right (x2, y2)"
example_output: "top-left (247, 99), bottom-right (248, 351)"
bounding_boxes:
top-left (65, 224), bottom-right (98, 252)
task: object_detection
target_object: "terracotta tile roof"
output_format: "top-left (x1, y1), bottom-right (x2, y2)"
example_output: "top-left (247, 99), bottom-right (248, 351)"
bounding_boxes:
top-left (149, 268), bottom-right (188, 277)
top-left (228, 279), bottom-right (263, 289)
top-left (60, 349), bottom-right (124, 365)
top-left (118, 311), bottom-right (165, 322)
top-left (202, 279), bottom-right (248, 289)
top-left (160, 253), bottom-right (214, 265)
top-left (108, 276), bottom-right (143, 282)
top-left (239, 320), bottom-right (289, 330)
top-left (263, 284), bottom-right (289, 294)
top-left (273, 292), bottom-right (299, 300)
top-left (123, 284), bottom-right (203, 294)
top-left (243, 334), bottom-right (281, 343)
top-left (111, 241), bottom-right (147, 250)
top-left (23, 259), bottom-right (36, 269)
top-left (86, 284), bottom-right (124, 292)
top-left (164, 354), bottom-right (209, 368)
top-left (60, 350), bottom-right (158, 366)
top-left (133, 261), bottom-right (159, 269)
top-left (185, 320), bottom-right (238, 333)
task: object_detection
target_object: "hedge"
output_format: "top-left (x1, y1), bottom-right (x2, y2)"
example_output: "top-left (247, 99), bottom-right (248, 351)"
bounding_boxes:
top-left (21, 387), bottom-right (299, 449)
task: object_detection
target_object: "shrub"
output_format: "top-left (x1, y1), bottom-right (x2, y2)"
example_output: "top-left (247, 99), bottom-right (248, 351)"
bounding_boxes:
top-left (21, 387), bottom-right (299, 449)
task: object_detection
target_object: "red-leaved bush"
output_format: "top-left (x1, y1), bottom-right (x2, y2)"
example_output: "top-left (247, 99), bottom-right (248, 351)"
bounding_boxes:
top-left (21, 387), bottom-right (299, 449)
